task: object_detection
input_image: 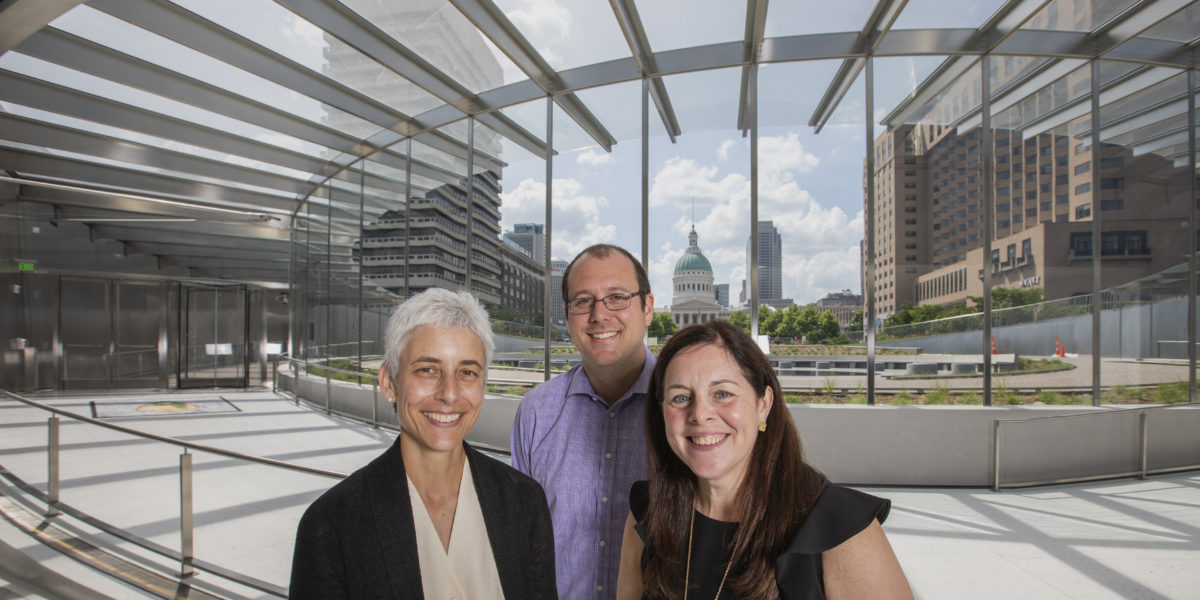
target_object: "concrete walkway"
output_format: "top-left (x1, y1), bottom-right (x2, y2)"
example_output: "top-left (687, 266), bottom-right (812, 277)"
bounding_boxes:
top-left (0, 390), bottom-right (1197, 599)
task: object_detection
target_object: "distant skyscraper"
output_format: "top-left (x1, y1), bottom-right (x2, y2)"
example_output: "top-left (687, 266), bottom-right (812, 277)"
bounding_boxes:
top-left (549, 258), bottom-right (568, 326)
top-left (746, 221), bottom-right (791, 308)
top-left (504, 223), bottom-right (546, 264)
top-left (714, 283), bottom-right (729, 308)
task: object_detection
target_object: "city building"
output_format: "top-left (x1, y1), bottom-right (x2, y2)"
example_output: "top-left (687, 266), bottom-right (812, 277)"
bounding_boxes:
top-left (671, 226), bottom-right (728, 326)
top-left (714, 283), bottom-right (730, 308)
top-left (504, 223), bottom-right (546, 265)
top-left (499, 237), bottom-right (545, 323)
top-left (868, 124), bottom-right (1192, 314)
top-left (746, 221), bottom-right (792, 309)
top-left (359, 172), bottom-right (506, 307)
top-left (814, 290), bottom-right (863, 327)
top-left (549, 258), bottom-right (568, 327)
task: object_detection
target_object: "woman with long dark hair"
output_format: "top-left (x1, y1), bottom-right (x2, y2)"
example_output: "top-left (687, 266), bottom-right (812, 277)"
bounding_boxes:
top-left (616, 321), bottom-right (910, 599)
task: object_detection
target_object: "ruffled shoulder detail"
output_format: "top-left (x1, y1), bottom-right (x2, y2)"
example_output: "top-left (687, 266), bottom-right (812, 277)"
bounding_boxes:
top-left (782, 484), bottom-right (890, 555)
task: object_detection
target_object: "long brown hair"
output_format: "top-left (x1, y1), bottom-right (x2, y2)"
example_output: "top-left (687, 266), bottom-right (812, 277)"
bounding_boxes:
top-left (643, 321), bottom-right (827, 599)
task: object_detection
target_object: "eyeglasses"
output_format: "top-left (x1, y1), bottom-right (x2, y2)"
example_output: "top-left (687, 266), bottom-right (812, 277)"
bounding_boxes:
top-left (566, 291), bottom-right (646, 314)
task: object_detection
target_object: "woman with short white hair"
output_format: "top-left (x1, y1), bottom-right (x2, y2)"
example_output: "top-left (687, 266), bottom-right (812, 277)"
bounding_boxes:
top-left (290, 288), bottom-right (556, 599)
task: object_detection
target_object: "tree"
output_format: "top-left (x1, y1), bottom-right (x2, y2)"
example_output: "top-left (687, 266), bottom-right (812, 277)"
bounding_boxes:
top-left (648, 312), bottom-right (678, 338)
top-left (728, 310), bottom-right (751, 334)
top-left (848, 311), bottom-right (863, 332)
top-left (813, 311), bottom-right (842, 343)
top-left (759, 305), bottom-right (784, 337)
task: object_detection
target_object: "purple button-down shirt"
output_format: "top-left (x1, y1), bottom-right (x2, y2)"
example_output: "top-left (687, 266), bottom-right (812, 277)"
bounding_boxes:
top-left (511, 349), bottom-right (653, 600)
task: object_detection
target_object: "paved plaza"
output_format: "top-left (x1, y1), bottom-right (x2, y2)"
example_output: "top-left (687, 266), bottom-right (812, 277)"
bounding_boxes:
top-left (0, 389), bottom-right (1197, 599)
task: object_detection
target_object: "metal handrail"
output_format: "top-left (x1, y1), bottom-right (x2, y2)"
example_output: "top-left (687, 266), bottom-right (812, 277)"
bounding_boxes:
top-left (1, 391), bottom-right (346, 480)
top-left (274, 356), bottom-right (512, 456)
top-left (992, 402), bottom-right (1200, 490)
top-left (1, 389), bottom-right (347, 597)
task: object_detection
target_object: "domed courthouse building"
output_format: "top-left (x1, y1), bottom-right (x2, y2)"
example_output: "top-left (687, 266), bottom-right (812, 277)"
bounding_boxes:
top-left (670, 226), bottom-right (729, 326)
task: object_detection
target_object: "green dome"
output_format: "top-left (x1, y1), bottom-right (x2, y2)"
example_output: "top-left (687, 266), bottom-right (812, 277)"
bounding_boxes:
top-left (674, 251), bottom-right (712, 273)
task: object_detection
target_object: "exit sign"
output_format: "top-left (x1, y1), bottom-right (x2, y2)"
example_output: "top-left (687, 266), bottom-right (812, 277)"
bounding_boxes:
top-left (17, 261), bottom-right (34, 272)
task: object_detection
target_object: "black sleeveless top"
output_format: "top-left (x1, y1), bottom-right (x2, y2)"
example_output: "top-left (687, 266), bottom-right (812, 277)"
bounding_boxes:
top-left (629, 481), bottom-right (890, 600)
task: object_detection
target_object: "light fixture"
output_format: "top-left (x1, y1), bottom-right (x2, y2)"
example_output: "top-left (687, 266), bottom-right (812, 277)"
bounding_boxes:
top-left (0, 175), bottom-right (279, 221)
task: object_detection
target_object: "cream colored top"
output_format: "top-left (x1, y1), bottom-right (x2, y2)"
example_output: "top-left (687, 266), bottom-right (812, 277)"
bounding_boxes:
top-left (407, 465), bottom-right (505, 600)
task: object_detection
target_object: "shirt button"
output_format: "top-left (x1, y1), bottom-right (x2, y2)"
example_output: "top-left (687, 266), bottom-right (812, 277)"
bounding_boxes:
top-left (597, 585), bottom-right (604, 592)
top-left (599, 540), bottom-right (607, 547)
top-left (602, 496), bottom-right (609, 503)
top-left (609, 412), bottom-right (616, 418)
top-left (605, 452), bottom-right (613, 460)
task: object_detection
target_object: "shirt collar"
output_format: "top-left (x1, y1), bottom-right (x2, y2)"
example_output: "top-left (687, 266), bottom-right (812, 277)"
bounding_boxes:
top-left (567, 346), bottom-right (657, 407)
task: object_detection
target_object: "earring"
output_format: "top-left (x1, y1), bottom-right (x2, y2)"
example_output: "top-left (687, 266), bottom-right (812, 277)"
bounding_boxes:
top-left (757, 422), bottom-right (767, 432)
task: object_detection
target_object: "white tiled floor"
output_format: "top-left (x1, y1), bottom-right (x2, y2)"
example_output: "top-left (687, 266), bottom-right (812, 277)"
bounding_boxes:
top-left (1, 391), bottom-right (1197, 599)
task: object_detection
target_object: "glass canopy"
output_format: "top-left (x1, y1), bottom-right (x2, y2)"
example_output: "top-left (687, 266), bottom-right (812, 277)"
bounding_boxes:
top-left (1, 0), bottom-right (1197, 403)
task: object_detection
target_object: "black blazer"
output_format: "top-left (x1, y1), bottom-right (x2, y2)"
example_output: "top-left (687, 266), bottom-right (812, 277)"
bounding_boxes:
top-left (289, 438), bottom-right (556, 599)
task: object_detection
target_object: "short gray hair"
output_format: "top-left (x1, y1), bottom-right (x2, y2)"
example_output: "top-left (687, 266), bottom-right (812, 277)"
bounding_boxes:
top-left (382, 288), bottom-right (494, 377)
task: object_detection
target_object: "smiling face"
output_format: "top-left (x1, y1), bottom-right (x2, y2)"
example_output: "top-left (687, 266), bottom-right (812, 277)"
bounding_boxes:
top-left (661, 343), bottom-right (772, 495)
top-left (565, 252), bottom-right (654, 378)
top-left (380, 325), bottom-right (486, 459)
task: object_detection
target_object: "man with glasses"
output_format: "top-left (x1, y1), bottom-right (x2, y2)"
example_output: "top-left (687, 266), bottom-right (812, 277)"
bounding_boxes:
top-left (511, 244), bottom-right (655, 600)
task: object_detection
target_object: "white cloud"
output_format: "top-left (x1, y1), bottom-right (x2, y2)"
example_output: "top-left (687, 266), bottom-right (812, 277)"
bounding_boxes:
top-left (576, 148), bottom-right (612, 167)
top-left (717, 139), bottom-right (737, 160)
top-left (499, 177), bottom-right (615, 260)
top-left (505, 0), bottom-right (571, 65)
top-left (650, 134), bottom-right (863, 306)
top-left (648, 242), bottom-right (684, 304)
top-left (781, 245), bottom-right (863, 305)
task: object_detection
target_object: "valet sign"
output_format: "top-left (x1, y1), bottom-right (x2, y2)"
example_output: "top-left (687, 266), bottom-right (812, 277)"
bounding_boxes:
top-left (1019, 275), bottom-right (1041, 288)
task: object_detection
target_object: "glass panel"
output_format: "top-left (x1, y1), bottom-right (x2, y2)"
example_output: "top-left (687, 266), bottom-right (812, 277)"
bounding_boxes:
top-left (1134, 3), bottom-right (1200, 44)
top-left (635, 0), bottom-right (743, 53)
top-left (495, 99), bottom-right (556, 344)
top-left (0, 104), bottom-right (314, 180)
top-left (176, 0), bottom-right (449, 118)
top-left (766, 0), bottom-right (877, 36)
top-left (891, 0), bottom-right (1011, 30)
top-left (336, 0), bottom-right (516, 94)
top-left (571, 80), bottom-right (642, 147)
top-left (758, 61), bottom-right (839, 129)
top-left (1018, 0), bottom-right (1140, 33)
top-left (0, 53), bottom-right (332, 157)
top-left (877, 57), bottom-right (947, 122)
top-left (658, 67), bottom-right (741, 135)
top-left (490, 0), bottom-right (629, 72)
top-left (1095, 62), bottom-right (1191, 399)
top-left (49, 6), bottom-right (381, 138)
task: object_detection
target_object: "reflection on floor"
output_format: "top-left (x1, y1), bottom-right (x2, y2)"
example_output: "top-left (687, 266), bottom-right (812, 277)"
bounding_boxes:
top-left (0, 390), bottom-right (1196, 599)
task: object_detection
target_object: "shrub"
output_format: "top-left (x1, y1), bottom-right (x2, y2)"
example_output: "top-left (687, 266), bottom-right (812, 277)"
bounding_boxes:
top-left (1151, 382), bottom-right (1189, 404)
top-left (925, 386), bottom-right (951, 405)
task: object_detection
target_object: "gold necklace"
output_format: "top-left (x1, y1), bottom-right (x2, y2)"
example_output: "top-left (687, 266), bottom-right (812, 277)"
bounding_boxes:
top-left (683, 509), bottom-right (734, 600)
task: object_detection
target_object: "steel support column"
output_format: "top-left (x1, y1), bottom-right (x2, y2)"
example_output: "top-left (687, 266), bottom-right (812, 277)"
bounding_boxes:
top-left (1188, 67), bottom-right (1197, 403)
top-left (1090, 59), bottom-right (1103, 407)
top-left (544, 97), bottom-right (553, 382)
top-left (864, 57), bottom-right (876, 404)
top-left (981, 55), bottom-right (995, 406)
top-left (466, 117), bottom-right (475, 291)
top-left (750, 64), bottom-right (760, 340)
